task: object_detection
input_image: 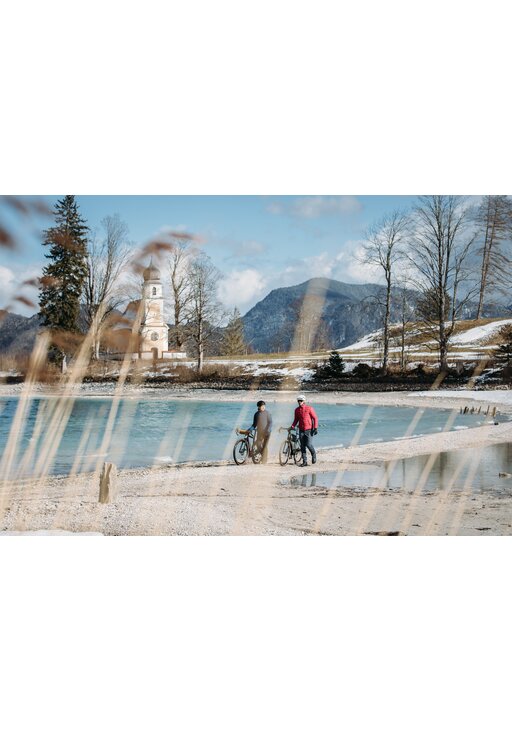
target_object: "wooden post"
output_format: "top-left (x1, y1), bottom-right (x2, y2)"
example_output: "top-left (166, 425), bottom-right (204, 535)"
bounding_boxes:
top-left (99, 462), bottom-right (118, 504)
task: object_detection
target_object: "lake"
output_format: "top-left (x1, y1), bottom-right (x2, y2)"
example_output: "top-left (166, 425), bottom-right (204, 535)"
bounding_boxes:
top-left (0, 395), bottom-right (490, 478)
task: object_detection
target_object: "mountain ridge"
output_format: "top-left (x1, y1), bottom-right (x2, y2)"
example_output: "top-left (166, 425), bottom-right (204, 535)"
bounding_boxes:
top-left (241, 277), bottom-right (416, 352)
top-left (1, 276), bottom-right (511, 356)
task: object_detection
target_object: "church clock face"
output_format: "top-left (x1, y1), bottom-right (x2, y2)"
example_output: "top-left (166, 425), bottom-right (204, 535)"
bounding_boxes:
top-left (150, 332), bottom-right (159, 341)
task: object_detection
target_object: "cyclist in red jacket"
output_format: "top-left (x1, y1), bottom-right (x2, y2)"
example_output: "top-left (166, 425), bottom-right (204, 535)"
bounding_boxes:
top-left (290, 394), bottom-right (318, 467)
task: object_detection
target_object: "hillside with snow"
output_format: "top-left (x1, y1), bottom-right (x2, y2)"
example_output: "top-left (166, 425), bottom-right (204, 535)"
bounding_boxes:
top-left (337, 318), bottom-right (512, 363)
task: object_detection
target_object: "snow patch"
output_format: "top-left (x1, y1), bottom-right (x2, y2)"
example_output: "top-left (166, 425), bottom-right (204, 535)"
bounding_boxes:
top-left (450, 319), bottom-right (512, 345)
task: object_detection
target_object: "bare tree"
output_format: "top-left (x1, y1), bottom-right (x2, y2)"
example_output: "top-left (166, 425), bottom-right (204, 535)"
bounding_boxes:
top-left (168, 236), bottom-right (195, 349)
top-left (392, 279), bottom-right (416, 371)
top-left (474, 195), bottom-right (512, 318)
top-left (184, 254), bottom-right (224, 372)
top-left (222, 307), bottom-right (247, 356)
top-left (361, 211), bottom-right (409, 371)
top-left (409, 196), bottom-right (476, 371)
top-left (83, 215), bottom-right (131, 359)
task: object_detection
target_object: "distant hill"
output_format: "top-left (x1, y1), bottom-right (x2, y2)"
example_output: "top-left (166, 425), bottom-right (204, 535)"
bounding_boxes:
top-left (2, 276), bottom-right (511, 357)
top-left (339, 317), bottom-right (512, 363)
top-left (0, 311), bottom-right (42, 354)
top-left (241, 277), bottom-right (512, 354)
top-left (242, 278), bottom-right (416, 352)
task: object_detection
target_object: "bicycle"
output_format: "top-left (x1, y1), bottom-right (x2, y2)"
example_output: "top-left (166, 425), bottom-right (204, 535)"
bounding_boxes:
top-left (278, 427), bottom-right (303, 466)
top-left (233, 428), bottom-right (263, 465)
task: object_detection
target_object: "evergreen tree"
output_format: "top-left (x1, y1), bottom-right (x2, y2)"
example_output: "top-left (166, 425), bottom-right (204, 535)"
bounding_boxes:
top-left (316, 350), bottom-right (346, 380)
top-left (494, 325), bottom-right (512, 370)
top-left (39, 196), bottom-right (89, 343)
top-left (324, 350), bottom-right (346, 377)
top-left (222, 307), bottom-right (246, 356)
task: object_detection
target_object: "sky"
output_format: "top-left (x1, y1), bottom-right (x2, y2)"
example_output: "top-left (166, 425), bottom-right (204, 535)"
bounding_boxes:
top-left (1, 195), bottom-right (427, 316)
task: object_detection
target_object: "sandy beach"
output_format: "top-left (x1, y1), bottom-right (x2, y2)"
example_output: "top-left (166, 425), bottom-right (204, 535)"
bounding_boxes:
top-left (2, 385), bottom-right (512, 535)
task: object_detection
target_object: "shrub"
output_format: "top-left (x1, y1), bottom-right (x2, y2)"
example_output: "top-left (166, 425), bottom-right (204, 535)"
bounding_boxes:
top-left (352, 362), bottom-right (378, 379)
top-left (314, 350), bottom-right (346, 380)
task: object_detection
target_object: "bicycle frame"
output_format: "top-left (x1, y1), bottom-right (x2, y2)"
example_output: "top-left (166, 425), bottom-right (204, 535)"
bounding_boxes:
top-left (278, 427), bottom-right (302, 466)
top-left (233, 428), bottom-right (262, 465)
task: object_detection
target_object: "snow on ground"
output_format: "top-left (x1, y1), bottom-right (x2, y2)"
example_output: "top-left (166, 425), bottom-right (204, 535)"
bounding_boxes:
top-left (338, 330), bottom-right (381, 352)
top-left (417, 388), bottom-right (512, 405)
top-left (450, 319), bottom-right (512, 345)
top-left (245, 364), bottom-right (315, 380)
top-left (337, 318), bottom-right (512, 360)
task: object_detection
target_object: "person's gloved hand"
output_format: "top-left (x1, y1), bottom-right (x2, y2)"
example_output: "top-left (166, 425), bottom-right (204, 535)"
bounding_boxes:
top-left (311, 428), bottom-right (318, 436)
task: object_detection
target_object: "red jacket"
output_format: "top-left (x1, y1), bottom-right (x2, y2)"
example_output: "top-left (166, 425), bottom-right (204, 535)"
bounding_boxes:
top-left (291, 404), bottom-right (318, 431)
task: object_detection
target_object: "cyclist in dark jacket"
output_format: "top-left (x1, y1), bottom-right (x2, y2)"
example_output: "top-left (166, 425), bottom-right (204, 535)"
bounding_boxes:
top-left (250, 400), bottom-right (272, 464)
top-left (290, 394), bottom-right (318, 466)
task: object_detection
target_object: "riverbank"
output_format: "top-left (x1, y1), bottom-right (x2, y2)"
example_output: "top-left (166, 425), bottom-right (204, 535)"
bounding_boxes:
top-left (2, 387), bottom-right (512, 535)
top-left (1, 381), bottom-right (512, 412)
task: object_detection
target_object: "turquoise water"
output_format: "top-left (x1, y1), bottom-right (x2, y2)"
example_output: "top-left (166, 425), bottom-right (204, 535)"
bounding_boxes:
top-left (0, 396), bottom-right (490, 477)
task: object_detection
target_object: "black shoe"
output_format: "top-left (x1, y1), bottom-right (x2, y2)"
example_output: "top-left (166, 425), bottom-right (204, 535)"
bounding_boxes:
top-left (302, 462), bottom-right (308, 467)
top-left (312, 456), bottom-right (317, 465)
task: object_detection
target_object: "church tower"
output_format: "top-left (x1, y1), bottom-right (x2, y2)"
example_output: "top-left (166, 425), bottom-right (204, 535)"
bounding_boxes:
top-left (140, 259), bottom-right (168, 358)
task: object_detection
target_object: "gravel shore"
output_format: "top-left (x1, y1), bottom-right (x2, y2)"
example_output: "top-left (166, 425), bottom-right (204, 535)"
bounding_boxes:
top-left (2, 386), bottom-right (512, 535)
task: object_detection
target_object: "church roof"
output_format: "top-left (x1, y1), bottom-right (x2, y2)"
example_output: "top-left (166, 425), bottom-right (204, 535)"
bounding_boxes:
top-left (143, 257), bottom-right (161, 281)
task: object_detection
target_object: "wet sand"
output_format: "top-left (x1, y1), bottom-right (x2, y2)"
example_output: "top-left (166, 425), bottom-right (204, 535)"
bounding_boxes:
top-left (1, 386), bottom-right (512, 535)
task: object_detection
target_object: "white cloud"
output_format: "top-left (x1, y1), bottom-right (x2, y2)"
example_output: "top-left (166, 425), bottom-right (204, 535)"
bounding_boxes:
top-left (266, 201), bottom-right (284, 215)
top-left (0, 265), bottom-right (16, 295)
top-left (0, 264), bottom-right (42, 315)
top-left (292, 196), bottom-right (363, 218)
top-left (278, 243), bottom-right (383, 287)
top-left (267, 196), bottom-right (363, 219)
top-left (217, 268), bottom-right (267, 310)
top-left (229, 240), bottom-right (267, 258)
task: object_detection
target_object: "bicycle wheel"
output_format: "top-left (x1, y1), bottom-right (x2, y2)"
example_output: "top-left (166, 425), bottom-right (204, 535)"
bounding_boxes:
top-left (279, 439), bottom-right (290, 466)
top-left (293, 445), bottom-right (303, 465)
top-left (233, 438), bottom-right (248, 465)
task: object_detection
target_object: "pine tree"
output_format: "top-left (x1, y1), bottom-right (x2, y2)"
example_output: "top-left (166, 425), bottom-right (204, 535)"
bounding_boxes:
top-left (222, 307), bottom-right (246, 356)
top-left (494, 325), bottom-right (512, 370)
top-left (324, 350), bottom-right (346, 377)
top-left (39, 196), bottom-right (89, 344)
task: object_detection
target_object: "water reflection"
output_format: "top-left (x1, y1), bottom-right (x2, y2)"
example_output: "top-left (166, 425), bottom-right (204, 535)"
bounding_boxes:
top-left (289, 443), bottom-right (512, 495)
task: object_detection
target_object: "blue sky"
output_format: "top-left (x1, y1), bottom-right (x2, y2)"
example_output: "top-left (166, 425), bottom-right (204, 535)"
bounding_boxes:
top-left (1, 195), bottom-right (423, 315)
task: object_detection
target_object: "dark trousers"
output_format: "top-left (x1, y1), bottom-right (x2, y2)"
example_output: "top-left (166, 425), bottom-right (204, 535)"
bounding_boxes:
top-left (256, 431), bottom-right (271, 463)
top-left (299, 430), bottom-right (316, 464)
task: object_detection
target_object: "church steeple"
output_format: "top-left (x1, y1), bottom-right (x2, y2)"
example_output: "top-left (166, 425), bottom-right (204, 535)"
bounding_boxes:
top-left (140, 258), bottom-right (168, 357)
top-left (143, 256), bottom-right (161, 282)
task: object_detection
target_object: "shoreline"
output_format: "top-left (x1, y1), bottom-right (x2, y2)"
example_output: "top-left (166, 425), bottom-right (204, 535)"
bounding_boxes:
top-left (1, 381), bottom-right (511, 412)
top-left (2, 386), bottom-right (512, 535)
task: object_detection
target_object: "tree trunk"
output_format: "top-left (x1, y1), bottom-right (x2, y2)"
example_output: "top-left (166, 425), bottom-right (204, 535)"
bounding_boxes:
top-left (400, 324), bottom-right (405, 371)
top-left (174, 300), bottom-right (183, 349)
top-left (382, 271), bottom-right (392, 372)
top-left (197, 319), bottom-right (204, 373)
top-left (476, 198), bottom-right (502, 319)
top-left (439, 320), bottom-right (448, 371)
top-left (477, 225), bottom-right (492, 319)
